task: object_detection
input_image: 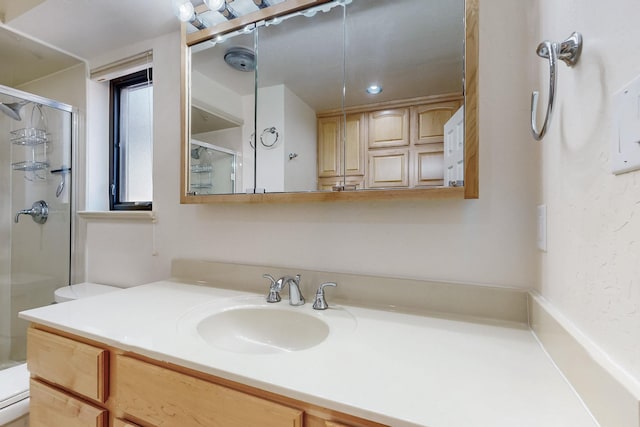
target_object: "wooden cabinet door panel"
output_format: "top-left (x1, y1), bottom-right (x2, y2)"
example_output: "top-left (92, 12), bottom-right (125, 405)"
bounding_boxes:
top-left (411, 101), bottom-right (461, 145)
top-left (27, 328), bottom-right (108, 402)
top-left (318, 116), bottom-right (341, 177)
top-left (344, 113), bottom-right (365, 176)
top-left (29, 379), bottom-right (107, 427)
top-left (114, 355), bottom-right (303, 427)
top-left (412, 147), bottom-right (445, 187)
top-left (367, 149), bottom-right (409, 188)
top-left (368, 109), bottom-right (409, 148)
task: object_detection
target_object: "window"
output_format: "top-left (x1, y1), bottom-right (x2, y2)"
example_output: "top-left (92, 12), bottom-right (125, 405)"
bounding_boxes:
top-left (109, 69), bottom-right (153, 210)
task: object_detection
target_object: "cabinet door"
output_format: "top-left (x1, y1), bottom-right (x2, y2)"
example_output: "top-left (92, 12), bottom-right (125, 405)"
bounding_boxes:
top-left (368, 108), bottom-right (409, 148)
top-left (27, 328), bottom-right (108, 402)
top-left (114, 355), bottom-right (303, 427)
top-left (318, 116), bottom-right (341, 177)
top-left (367, 149), bottom-right (409, 188)
top-left (344, 113), bottom-right (365, 176)
top-left (411, 147), bottom-right (445, 187)
top-left (411, 101), bottom-right (461, 145)
top-left (114, 420), bottom-right (141, 427)
top-left (29, 379), bottom-right (107, 427)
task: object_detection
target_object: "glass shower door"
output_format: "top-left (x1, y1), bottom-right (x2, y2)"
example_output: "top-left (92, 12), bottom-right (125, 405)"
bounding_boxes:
top-left (0, 87), bottom-right (73, 369)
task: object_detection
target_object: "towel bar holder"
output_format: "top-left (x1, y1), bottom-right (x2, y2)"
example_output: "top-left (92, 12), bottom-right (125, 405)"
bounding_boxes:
top-left (531, 32), bottom-right (583, 141)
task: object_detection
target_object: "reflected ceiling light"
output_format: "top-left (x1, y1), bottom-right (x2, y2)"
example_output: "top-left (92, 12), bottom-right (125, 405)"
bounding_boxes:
top-left (172, 0), bottom-right (207, 29)
top-left (366, 85), bottom-right (383, 95)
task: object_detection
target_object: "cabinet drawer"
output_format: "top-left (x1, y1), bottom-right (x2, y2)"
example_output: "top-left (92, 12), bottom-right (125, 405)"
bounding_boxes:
top-left (27, 328), bottom-right (108, 402)
top-left (114, 355), bottom-right (303, 427)
top-left (29, 379), bottom-right (107, 427)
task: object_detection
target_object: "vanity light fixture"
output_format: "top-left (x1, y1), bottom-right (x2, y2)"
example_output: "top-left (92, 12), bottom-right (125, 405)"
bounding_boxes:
top-left (253, 0), bottom-right (271, 9)
top-left (366, 85), bottom-right (383, 95)
top-left (172, 0), bottom-right (207, 29)
top-left (203, 0), bottom-right (238, 20)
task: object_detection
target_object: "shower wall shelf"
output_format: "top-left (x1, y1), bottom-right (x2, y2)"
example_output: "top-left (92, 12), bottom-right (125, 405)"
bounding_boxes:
top-left (11, 161), bottom-right (50, 172)
top-left (191, 164), bottom-right (213, 173)
top-left (10, 128), bottom-right (48, 146)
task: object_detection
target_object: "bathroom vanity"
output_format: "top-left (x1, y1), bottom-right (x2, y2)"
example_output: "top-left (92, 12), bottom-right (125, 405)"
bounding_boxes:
top-left (26, 325), bottom-right (377, 427)
top-left (19, 275), bottom-right (598, 427)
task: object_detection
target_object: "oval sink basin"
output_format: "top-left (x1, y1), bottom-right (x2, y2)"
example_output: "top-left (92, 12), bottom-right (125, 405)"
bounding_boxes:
top-left (197, 307), bottom-right (330, 354)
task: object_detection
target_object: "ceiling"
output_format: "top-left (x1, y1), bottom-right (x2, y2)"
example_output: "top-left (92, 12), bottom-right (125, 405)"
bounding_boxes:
top-left (192, 0), bottom-right (465, 114)
top-left (3, 0), bottom-right (179, 62)
top-left (0, 0), bottom-right (464, 116)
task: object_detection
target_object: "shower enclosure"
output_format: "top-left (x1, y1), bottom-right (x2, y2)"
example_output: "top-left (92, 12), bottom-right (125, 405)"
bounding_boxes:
top-left (0, 85), bottom-right (74, 370)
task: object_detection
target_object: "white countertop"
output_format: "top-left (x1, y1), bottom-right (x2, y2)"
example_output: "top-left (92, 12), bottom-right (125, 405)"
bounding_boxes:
top-left (20, 281), bottom-right (598, 427)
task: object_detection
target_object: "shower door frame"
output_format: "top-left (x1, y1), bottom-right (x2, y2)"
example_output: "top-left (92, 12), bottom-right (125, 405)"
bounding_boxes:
top-left (0, 83), bottom-right (79, 291)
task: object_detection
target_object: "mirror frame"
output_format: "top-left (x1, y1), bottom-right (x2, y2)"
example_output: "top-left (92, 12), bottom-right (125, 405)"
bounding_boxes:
top-left (180, 0), bottom-right (478, 203)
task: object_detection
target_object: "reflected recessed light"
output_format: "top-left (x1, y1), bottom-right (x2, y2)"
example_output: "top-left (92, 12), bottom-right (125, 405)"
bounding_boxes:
top-left (366, 85), bottom-right (382, 95)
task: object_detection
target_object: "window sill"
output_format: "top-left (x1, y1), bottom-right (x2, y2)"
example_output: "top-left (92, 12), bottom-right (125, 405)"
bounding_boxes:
top-left (77, 211), bottom-right (157, 223)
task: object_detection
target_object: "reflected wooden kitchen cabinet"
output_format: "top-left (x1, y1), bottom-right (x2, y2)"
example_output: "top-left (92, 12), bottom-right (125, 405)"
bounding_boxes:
top-left (367, 108), bottom-right (410, 149)
top-left (411, 101), bottom-right (463, 145)
top-left (318, 116), bottom-right (341, 178)
top-left (317, 113), bottom-right (366, 188)
top-left (367, 148), bottom-right (410, 188)
top-left (411, 147), bottom-right (446, 187)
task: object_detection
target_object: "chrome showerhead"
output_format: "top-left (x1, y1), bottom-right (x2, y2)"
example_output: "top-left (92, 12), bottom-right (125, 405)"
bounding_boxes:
top-left (0, 101), bottom-right (28, 121)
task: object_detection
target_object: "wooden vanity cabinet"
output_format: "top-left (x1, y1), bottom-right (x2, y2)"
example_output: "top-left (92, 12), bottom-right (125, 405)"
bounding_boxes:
top-left (114, 355), bottom-right (303, 427)
top-left (26, 325), bottom-right (388, 427)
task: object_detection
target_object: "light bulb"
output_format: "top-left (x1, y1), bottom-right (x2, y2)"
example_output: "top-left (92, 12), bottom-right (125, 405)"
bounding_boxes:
top-left (366, 85), bottom-right (382, 95)
top-left (203, 0), bottom-right (226, 12)
top-left (172, 0), bottom-right (195, 22)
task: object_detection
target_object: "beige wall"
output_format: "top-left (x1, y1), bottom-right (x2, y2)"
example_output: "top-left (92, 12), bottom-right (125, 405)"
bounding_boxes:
top-left (534, 0), bottom-right (640, 383)
top-left (85, 1), bottom-right (538, 287)
top-left (84, 0), bottom-right (539, 291)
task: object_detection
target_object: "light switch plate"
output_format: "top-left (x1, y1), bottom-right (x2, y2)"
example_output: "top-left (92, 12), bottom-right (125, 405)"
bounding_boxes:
top-left (537, 205), bottom-right (547, 252)
top-left (612, 74), bottom-right (640, 174)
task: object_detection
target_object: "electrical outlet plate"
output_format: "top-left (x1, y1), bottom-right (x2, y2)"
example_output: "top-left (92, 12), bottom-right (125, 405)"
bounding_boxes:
top-left (612, 74), bottom-right (640, 174)
top-left (537, 205), bottom-right (547, 252)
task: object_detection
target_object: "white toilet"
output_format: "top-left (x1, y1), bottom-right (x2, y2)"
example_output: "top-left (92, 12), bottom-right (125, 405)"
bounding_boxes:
top-left (54, 282), bottom-right (121, 303)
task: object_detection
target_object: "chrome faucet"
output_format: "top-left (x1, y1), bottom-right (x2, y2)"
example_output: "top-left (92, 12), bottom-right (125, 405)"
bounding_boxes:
top-left (263, 273), bottom-right (305, 306)
top-left (312, 282), bottom-right (337, 310)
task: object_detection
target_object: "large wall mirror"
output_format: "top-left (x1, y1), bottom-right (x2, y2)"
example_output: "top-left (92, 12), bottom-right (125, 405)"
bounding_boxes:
top-left (181, 0), bottom-right (478, 203)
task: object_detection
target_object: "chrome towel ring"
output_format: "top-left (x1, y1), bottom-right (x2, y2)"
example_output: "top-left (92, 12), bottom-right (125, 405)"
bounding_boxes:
top-left (531, 32), bottom-right (583, 141)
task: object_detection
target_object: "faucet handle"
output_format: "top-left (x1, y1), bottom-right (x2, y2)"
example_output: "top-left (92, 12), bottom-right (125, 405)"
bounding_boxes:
top-left (263, 274), bottom-right (281, 303)
top-left (312, 282), bottom-right (337, 310)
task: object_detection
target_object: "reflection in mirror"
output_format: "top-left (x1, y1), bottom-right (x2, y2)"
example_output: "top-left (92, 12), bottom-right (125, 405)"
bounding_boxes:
top-left (344, 0), bottom-right (465, 190)
top-left (186, 0), bottom-right (472, 198)
top-left (256, 3), bottom-right (344, 192)
top-left (189, 28), bottom-right (256, 195)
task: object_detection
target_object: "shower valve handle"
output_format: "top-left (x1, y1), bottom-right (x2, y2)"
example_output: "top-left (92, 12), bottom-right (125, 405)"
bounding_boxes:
top-left (15, 200), bottom-right (48, 224)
